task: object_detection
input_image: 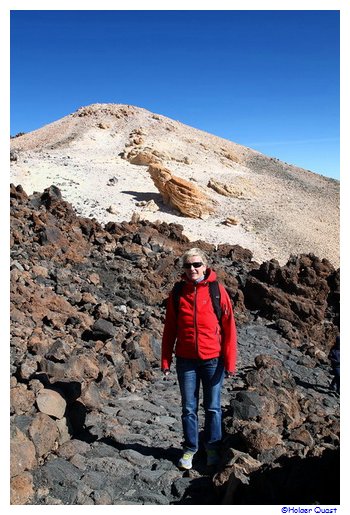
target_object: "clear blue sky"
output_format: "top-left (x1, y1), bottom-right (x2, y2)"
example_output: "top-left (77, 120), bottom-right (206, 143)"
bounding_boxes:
top-left (10, 9), bottom-right (340, 179)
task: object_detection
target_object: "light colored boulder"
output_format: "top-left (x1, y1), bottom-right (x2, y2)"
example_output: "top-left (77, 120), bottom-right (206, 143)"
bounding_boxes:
top-left (208, 178), bottom-right (243, 197)
top-left (148, 164), bottom-right (215, 219)
top-left (36, 388), bottom-right (66, 419)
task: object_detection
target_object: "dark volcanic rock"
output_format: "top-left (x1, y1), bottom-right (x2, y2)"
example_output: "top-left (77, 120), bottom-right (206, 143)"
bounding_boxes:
top-left (10, 184), bottom-right (340, 505)
top-left (243, 255), bottom-right (339, 353)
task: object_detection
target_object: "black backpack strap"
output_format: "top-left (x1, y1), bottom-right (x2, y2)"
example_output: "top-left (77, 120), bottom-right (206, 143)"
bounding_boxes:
top-left (209, 281), bottom-right (222, 323)
top-left (172, 281), bottom-right (185, 314)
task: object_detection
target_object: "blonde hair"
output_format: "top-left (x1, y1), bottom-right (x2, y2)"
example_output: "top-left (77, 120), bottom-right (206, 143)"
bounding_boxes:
top-left (181, 248), bottom-right (208, 267)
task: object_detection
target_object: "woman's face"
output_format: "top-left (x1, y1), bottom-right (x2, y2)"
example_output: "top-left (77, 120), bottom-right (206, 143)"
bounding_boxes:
top-left (183, 255), bottom-right (207, 282)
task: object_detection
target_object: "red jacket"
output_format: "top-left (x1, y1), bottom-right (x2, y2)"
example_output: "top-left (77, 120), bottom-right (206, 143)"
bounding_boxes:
top-left (161, 269), bottom-right (237, 373)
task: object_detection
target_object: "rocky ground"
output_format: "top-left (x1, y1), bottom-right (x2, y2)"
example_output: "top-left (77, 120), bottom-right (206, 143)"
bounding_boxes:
top-left (15, 346), bottom-right (339, 506)
top-left (10, 184), bottom-right (340, 505)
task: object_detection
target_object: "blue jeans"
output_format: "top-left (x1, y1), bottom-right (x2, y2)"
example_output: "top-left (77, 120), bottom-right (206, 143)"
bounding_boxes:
top-left (176, 356), bottom-right (225, 453)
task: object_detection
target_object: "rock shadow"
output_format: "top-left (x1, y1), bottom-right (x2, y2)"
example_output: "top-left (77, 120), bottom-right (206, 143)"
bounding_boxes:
top-left (229, 448), bottom-right (340, 505)
top-left (121, 190), bottom-right (181, 216)
top-left (32, 374), bottom-right (87, 438)
top-left (121, 190), bottom-right (162, 204)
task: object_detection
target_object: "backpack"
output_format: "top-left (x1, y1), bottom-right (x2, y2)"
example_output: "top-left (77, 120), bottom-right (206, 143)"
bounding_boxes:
top-left (172, 280), bottom-right (222, 323)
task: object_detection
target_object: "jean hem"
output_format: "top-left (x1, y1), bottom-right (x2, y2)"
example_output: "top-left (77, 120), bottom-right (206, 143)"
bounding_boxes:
top-left (183, 446), bottom-right (198, 453)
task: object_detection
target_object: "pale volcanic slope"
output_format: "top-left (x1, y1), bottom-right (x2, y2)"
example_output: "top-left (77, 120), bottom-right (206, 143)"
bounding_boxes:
top-left (10, 103), bottom-right (340, 267)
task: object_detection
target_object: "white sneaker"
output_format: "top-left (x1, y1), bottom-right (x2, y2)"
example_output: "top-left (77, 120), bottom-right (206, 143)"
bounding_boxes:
top-left (178, 451), bottom-right (195, 470)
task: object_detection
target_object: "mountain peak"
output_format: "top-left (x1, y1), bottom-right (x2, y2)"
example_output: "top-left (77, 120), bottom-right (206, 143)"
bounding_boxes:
top-left (10, 104), bottom-right (339, 267)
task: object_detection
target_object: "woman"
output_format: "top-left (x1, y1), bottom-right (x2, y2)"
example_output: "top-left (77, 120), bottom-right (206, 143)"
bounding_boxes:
top-left (161, 248), bottom-right (237, 470)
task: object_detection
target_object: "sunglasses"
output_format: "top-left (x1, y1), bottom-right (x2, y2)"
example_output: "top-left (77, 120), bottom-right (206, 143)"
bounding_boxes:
top-left (183, 262), bottom-right (204, 269)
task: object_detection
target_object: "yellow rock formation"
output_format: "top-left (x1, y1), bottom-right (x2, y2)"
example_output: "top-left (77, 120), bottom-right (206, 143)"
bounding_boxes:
top-left (148, 164), bottom-right (215, 219)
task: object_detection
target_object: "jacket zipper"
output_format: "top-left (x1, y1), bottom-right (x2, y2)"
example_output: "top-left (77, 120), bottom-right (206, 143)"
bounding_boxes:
top-left (194, 284), bottom-right (198, 355)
